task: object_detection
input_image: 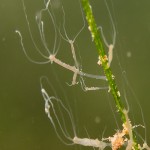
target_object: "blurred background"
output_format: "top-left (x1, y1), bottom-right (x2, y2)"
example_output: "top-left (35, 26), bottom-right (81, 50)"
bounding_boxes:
top-left (0, 0), bottom-right (150, 149)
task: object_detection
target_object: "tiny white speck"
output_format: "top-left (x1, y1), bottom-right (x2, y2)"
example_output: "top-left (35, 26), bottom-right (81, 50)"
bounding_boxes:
top-left (94, 116), bottom-right (101, 124)
top-left (126, 51), bottom-right (132, 58)
top-left (117, 91), bottom-right (121, 97)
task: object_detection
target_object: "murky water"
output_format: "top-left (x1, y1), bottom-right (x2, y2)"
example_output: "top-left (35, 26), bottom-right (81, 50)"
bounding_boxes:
top-left (0, 0), bottom-right (150, 149)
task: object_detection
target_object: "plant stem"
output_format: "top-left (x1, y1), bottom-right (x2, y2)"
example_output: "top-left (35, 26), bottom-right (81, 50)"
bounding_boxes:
top-left (81, 0), bottom-right (125, 123)
top-left (81, 0), bottom-right (139, 149)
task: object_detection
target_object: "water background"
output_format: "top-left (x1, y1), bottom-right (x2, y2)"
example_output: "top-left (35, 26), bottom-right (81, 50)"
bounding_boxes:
top-left (0, 0), bottom-right (150, 149)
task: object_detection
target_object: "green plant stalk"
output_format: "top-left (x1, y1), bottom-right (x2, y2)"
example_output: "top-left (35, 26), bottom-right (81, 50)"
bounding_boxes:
top-left (81, 0), bottom-right (125, 123)
top-left (81, 0), bottom-right (139, 149)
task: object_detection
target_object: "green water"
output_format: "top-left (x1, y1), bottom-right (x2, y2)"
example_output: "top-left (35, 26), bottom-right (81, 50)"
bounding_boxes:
top-left (0, 0), bottom-right (150, 149)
